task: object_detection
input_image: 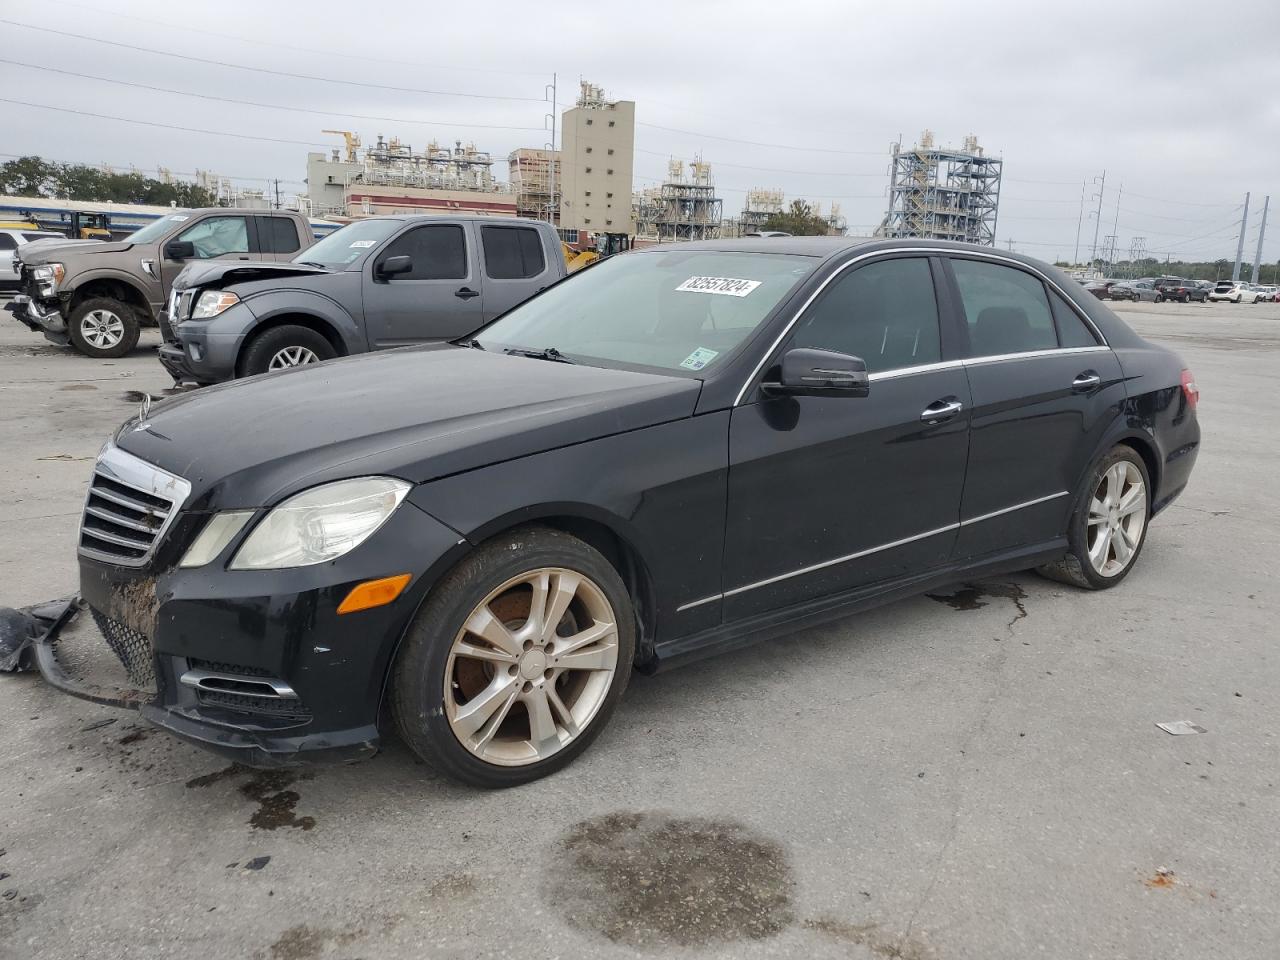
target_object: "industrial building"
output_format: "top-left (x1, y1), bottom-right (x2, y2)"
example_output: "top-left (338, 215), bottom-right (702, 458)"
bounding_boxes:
top-left (304, 132), bottom-right (517, 219)
top-left (878, 131), bottom-right (1002, 245)
top-left (509, 148), bottom-right (560, 222)
top-left (558, 82), bottom-right (636, 234)
top-left (634, 159), bottom-right (723, 242)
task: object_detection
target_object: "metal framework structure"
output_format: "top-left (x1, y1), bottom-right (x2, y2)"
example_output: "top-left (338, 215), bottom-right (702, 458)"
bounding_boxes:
top-left (637, 159), bottom-right (723, 241)
top-left (879, 131), bottom-right (1002, 246)
top-left (508, 148), bottom-right (560, 222)
top-left (358, 135), bottom-right (501, 192)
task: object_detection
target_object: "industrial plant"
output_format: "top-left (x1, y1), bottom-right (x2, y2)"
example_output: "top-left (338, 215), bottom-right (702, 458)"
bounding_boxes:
top-left (878, 131), bottom-right (1003, 245)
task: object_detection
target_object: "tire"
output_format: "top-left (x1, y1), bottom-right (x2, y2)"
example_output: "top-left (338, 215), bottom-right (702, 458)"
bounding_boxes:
top-left (1037, 445), bottom-right (1152, 591)
top-left (239, 324), bottom-right (336, 378)
top-left (391, 525), bottom-right (636, 788)
top-left (67, 297), bottom-right (140, 359)
top-left (1155, 294), bottom-right (1164, 303)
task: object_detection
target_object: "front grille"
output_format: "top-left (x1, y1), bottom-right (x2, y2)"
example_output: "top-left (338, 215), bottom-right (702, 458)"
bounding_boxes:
top-left (91, 607), bottom-right (157, 688)
top-left (182, 658), bottom-right (309, 722)
top-left (79, 445), bottom-right (191, 566)
top-left (196, 689), bottom-right (313, 722)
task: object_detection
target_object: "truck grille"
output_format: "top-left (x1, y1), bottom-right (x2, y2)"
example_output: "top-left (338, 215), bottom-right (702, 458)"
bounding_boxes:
top-left (79, 444), bottom-right (191, 566)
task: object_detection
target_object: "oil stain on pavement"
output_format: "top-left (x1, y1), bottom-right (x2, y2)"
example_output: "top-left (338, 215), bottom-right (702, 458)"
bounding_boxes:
top-left (547, 811), bottom-right (794, 948)
top-left (928, 581), bottom-right (1028, 626)
top-left (186, 764), bottom-right (317, 831)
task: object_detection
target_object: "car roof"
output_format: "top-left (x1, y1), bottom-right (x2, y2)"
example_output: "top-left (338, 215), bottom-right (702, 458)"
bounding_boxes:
top-left (333, 214), bottom-right (552, 226)
top-left (632, 235), bottom-right (1057, 264)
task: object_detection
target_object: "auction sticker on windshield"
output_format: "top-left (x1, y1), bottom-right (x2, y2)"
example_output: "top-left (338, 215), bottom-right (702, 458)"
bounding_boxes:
top-left (349, 240), bottom-right (377, 248)
top-left (676, 276), bottom-right (762, 297)
top-left (679, 347), bottom-right (719, 370)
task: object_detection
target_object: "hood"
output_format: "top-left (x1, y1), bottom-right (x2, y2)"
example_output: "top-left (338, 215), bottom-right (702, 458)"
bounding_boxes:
top-left (114, 345), bottom-right (701, 510)
top-left (176, 260), bottom-right (332, 290)
top-left (20, 239), bottom-right (130, 264)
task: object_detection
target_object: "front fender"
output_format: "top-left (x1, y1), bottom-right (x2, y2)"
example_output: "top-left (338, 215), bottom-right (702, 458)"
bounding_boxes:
top-left (64, 269), bottom-right (155, 316)
top-left (244, 289), bottom-right (368, 354)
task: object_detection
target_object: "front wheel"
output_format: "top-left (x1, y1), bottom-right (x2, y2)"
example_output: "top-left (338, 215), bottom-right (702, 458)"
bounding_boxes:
top-left (392, 526), bottom-right (636, 788)
top-left (239, 324), bottom-right (336, 378)
top-left (67, 297), bottom-right (141, 359)
top-left (1037, 445), bottom-right (1151, 590)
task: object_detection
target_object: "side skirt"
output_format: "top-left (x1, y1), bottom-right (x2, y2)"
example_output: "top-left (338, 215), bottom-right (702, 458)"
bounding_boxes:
top-left (650, 538), bottom-right (1066, 672)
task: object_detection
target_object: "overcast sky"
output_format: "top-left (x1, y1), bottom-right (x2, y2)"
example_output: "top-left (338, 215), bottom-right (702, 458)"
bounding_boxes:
top-left (3, 0), bottom-right (1278, 264)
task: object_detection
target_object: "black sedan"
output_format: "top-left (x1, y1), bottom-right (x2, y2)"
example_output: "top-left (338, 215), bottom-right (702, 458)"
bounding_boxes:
top-left (48, 238), bottom-right (1200, 787)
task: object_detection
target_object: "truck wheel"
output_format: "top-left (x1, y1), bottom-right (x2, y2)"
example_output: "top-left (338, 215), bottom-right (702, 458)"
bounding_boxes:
top-left (240, 325), bottom-right (335, 378)
top-left (67, 298), bottom-right (140, 359)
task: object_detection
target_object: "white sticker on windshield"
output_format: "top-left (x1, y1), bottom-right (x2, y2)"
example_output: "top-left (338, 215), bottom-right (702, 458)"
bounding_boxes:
top-left (169, 215), bottom-right (190, 222)
top-left (679, 347), bottom-right (719, 371)
top-left (349, 239), bottom-right (377, 248)
top-left (676, 276), bottom-right (762, 297)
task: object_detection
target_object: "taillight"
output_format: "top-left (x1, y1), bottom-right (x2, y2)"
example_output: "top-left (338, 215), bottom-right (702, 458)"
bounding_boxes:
top-left (1180, 369), bottom-right (1199, 408)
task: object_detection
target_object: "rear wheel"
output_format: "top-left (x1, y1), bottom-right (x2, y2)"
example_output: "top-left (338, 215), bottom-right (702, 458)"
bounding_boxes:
top-left (239, 324), bottom-right (335, 378)
top-left (1038, 445), bottom-right (1151, 590)
top-left (67, 297), bottom-right (140, 359)
top-left (392, 526), bottom-right (635, 788)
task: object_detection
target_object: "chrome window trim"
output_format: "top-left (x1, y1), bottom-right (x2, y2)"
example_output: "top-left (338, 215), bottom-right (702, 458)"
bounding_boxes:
top-left (674, 490), bottom-right (1070, 612)
top-left (79, 443), bottom-right (191, 567)
top-left (733, 247), bottom-right (1110, 406)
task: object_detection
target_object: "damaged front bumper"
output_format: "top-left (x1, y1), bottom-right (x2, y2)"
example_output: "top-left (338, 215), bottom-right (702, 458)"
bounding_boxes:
top-left (45, 500), bottom-right (466, 767)
top-left (4, 294), bottom-right (70, 344)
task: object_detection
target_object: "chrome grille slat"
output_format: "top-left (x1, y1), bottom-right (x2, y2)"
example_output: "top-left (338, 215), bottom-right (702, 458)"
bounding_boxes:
top-left (78, 444), bottom-right (191, 566)
top-left (83, 502), bottom-right (160, 534)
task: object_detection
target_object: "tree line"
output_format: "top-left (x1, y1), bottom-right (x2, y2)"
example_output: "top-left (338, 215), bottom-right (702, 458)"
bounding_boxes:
top-left (1055, 258), bottom-right (1279, 283)
top-left (0, 155), bottom-right (219, 207)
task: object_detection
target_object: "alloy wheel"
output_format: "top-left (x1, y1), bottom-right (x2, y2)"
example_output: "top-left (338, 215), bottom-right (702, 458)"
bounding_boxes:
top-left (267, 345), bottom-right (320, 369)
top-left (444, 567), bottom-right (620, 766)
top-left (80, 309), bottom-right (125, 349)
top-left (1086, 461), bottom-right (1147, 577)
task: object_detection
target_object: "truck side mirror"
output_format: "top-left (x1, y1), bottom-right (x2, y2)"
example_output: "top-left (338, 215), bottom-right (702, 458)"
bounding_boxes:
top-left (376, 255), bottom-right (413, 280)
top-left (164, 239), bottom-right (195, 260)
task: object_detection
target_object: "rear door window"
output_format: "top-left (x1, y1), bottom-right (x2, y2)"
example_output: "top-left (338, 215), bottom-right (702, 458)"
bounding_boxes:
top-left (950, 258), bottom-right (1057, 357)
top-left (375, 224), bottom-right (467, 280)
top-left (0, 234), bottom-right (15, 251)
top-left (789, 257), bottom-right (941, 373)
top-left (481, 226), bottom-right (546, 279)
top-left (258, 216), bottom-right (301, 254)
top-left (1049, 291), bottom-right (1100, 347)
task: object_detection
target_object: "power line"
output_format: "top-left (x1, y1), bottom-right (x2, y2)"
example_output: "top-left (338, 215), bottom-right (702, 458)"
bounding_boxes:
top-left (0, 18), bottom-right (545, 102)
top-left (0, 97), bottom-right (335, 147)
top-left (635, 121), bottom-right (887, 157)
top-left (634, 147), bottom-right (885, 178)
top-left (0, 59), bottom-right (547, 133)
top-left (41, 0), bottom-right (548, 77)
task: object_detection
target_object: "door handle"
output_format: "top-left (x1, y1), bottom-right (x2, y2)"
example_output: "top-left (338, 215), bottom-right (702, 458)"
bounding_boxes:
top-left (920, 398), bottom-right (963, 424)
top-left (454, 287), bottom-right (480, 300)
top-left (1072, 371), bottom-right (1101, 392)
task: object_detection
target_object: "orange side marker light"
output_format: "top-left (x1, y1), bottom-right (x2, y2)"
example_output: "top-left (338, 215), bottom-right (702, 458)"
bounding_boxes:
top-left (337, 573), bottom-right (412, 614)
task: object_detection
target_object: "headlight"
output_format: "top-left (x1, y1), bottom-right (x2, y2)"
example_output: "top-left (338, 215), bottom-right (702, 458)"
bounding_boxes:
top-left (179, 511), bottom-right (255, 568)
top-left (191, 290), bottom-right (240, 319)
top-left (230, 477), bottom-right (411, 570)
top-left (32, 262), bottom-right (65, 292)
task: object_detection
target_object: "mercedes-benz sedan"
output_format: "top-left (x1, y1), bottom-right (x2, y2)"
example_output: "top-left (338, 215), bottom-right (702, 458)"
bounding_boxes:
top-left (46, 238), bottom-right (1200, 787)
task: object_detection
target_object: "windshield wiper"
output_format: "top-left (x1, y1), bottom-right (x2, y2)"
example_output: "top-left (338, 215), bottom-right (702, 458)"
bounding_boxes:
top-left (295, 260), bottom-right (327, 268)
top-left (503, 346), bottom-right (576, 364)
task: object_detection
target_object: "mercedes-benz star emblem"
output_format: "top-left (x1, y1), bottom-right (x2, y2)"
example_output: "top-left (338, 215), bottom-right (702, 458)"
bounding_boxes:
top-left (139, 394), bottom-right (152, 423)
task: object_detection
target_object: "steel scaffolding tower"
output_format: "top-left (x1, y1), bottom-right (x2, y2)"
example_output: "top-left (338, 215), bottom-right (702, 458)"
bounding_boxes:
top-left (879, 131), bottom-right (1002, 246)
top-left (648, 159), bottom-right (723, 241)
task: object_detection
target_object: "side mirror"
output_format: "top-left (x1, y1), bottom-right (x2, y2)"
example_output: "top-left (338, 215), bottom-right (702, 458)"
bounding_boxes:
top-left (164, 239), bottom-right (195, 260)
top-left (376, 255), bottom-right (413, 279)
top-left (764, 347), bottom-right (870, 398)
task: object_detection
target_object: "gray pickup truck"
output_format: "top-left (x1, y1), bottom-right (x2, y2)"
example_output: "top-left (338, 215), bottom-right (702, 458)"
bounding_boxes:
top-left (7, 209), bottom-right (315, 358)
top-left (157, 215), bottom-right (567, 384)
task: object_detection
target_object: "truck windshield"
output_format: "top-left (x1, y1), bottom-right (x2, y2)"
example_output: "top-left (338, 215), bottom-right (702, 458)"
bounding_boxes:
top-left (126, 214), bottom-right (192, 244)
top-left (295, 219), bottom-right (404, 268)
top-left (476, 250), bottom-right (814, 376)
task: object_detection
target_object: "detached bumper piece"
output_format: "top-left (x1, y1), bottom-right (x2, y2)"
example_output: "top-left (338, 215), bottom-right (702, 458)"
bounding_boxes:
top-left (3, 294), bottom-right (69, 342)
top-left (31, 599), bottom-right (157, 708)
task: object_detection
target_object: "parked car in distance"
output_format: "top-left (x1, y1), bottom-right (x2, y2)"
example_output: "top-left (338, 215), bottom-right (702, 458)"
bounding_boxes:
top-left (1084, 279), bottom-right (1120, 300)
top-left (1254, 284), bottom-right (1278, 302)
top-left (158, 215), bottom-right (567, 384)
top-left (1208, 280), bottom-right (1260, 303)
top-left (5, 209), bottom-right (316, 358)
top-left (0, 228), bottom-right (66, 288)
top-left (45, 237), bottom-right (1200, 787)
top-left (745, 230), bottom-right (793, 238)
top-left (1109, 280), bottom-right (1162, 302)
top-left (1157, 279), bottom-right (1208, 303)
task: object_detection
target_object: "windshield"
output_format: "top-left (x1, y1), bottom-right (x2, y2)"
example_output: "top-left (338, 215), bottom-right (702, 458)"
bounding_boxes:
top-left (476, 250), bottom-right (813, 375)
top-left (295, 219), bottom-right (403, 268)
top-left (126, 214), bottom-right (191, 244)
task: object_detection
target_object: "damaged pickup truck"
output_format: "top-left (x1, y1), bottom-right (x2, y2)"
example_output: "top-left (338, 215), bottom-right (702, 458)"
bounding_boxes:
top-left (6, 209), bottom-right (315, 359)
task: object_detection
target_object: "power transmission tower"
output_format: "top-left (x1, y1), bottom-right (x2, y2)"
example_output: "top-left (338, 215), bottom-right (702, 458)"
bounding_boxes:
top-left (1089, 170), bottom-right (1106, 271)
top-left (1232, 192), bottom-right (1250, 281)
top-left (1101, 234), bottom-right (1118, 273)
top-left (1251, 195), bottom-right (1269, 285)
top-left (1074, 180), bottom-right (1086, 266)
top-left (1128, 236), bottom-right (1146, 279)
